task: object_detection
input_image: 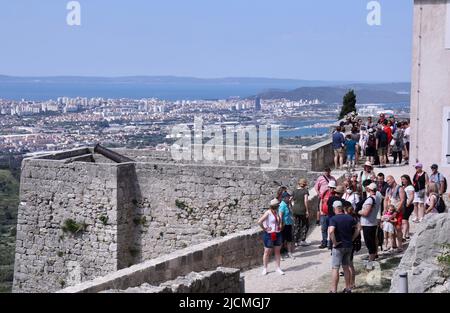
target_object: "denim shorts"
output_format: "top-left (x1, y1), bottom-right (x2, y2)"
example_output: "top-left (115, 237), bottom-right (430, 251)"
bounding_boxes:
top-left (331, 247), bottom-right (353, 269)
top-left (347, 154), bottom-right (355, 161)
top-left (263, 232), bottom-right (282, 248)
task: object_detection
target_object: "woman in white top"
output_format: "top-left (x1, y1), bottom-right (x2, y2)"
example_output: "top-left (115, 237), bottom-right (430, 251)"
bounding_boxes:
top-left (359, 127), bottom-right (369, 158)
top-left (258, 199), bottom-right (284, 276)
top-left (401, 175), bottom-right (415, 241)
top-left (343, 186), bottom-right (360, 210)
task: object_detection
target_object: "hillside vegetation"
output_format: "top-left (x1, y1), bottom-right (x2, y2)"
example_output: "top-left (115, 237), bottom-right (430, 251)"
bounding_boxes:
top-left (0, 169), bottom-right (20, 293)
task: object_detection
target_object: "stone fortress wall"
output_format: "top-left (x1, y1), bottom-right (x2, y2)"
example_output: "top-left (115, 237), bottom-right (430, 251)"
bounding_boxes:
top-left (13, 143), bottom-right (331, 292)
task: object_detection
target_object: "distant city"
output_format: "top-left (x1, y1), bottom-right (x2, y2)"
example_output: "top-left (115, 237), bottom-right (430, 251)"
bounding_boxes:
top-left (0, 94), bottom-right (410, 157)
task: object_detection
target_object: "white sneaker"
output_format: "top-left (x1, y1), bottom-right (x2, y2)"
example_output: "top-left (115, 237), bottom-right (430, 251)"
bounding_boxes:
top-left (276, 268), bottom-right (285, 275)
top-left (366, 261), bottom-right (373, 270)
top-left (301, 241), bottom-right (311, 246)
top-left (288, 253), bottom-right (295, 260)
top-left (261, 268), bottom-right (267, 276)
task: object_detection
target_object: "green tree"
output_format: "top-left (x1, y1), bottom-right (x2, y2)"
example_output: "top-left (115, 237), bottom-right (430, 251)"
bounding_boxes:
top-left (339, 89), bottom-right (357, 119)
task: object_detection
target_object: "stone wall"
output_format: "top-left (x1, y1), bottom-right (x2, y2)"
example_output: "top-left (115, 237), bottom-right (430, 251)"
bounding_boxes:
top-left (101, 267), bottom-right (242, 293)
top-left (129, 162), bottom-right (307, 262)
top-left (58, 228), bottom-right (262, 293)
top-left (13, 156), bottom-right (121, 292)
top-left (13, 146), bottom-right (318, 292)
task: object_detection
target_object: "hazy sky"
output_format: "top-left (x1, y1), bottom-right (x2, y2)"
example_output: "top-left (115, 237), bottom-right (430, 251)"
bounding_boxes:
top-left (0, 0), bottom-right (413, 81)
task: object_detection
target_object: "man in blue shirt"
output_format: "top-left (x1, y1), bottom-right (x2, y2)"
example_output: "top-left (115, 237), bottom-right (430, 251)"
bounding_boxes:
top-left (328, 201), bottom-right (361, 293)
top-left (332, 126), bottom-right (345, 170)
top-left (345, 134), bottom-right (357, 171)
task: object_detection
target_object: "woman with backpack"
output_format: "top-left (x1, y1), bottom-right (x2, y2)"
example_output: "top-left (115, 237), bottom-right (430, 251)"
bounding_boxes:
top-left (413, 163), bottom-right (429, 222)
top-left (391, 123), bottom-right (405, 165)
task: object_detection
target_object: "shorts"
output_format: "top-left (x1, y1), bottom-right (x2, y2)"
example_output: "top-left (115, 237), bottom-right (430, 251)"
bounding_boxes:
top-left (414, 191), bottom-right (425, 204)
top-left (362, 225), bottom-right (378, 255)
top-left (377, 147), bottom-right (387, 155)
top-left (347, 154), bottom-right (355, 161)
top-left (282, 225), bottom-right (293, 242)
top-left (404, 204), bottom-right (414, 220)
top-left (366, 147), bottom-right (376, 157)
top-left (263, 232), bottom-right (282, 248)
top-left (331, 247), bottom-right (353, 269)
top-left (334, 148), bottom-right (345, 157)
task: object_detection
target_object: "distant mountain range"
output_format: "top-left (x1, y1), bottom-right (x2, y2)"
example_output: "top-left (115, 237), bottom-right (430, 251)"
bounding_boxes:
top-left (256, 82), bottom-right (411, 104)
top-left (0, 75), bottom-right (410, 102)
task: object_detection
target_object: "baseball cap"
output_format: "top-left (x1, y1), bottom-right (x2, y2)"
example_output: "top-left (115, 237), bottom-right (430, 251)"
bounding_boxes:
top-left (415, 163), bottom-right (423, 169)
top-left (270, 199), bottom-right (280, 207)
top-left (328, 181), bottom-right (337, 189)
top-left (367, 183), bottom-right (378, 191)
top-left (364, 161), bottom-right (373, 168)
top-left (431, 164), bottom-right (438, 170)
top-left (333, 201), bottom-right (343, 209)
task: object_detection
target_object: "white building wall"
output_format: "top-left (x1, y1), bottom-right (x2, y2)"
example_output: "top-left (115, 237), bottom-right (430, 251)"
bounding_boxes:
top-left (410, 0), bottom-right (450, 178)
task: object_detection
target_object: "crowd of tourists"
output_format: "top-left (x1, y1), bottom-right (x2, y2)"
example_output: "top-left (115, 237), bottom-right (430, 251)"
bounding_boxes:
top-left (332, 113), bottom-right (411, 171)
top-left (256, 113), bottom-right (448, 293)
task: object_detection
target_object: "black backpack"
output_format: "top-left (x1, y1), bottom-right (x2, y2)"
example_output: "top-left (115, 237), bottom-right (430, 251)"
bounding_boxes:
top-left (436, 195), bottom-right (446, 213)
top-left (356, 196), bottom-right (375, 214)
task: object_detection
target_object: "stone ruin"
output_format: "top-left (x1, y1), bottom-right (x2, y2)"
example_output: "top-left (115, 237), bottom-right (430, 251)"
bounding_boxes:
top-left (12, 144), bottom-right (324, 292)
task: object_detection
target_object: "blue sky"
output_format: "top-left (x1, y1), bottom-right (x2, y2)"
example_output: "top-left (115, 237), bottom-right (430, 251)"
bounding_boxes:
top-left (0, 0), bottom-right (413, 81)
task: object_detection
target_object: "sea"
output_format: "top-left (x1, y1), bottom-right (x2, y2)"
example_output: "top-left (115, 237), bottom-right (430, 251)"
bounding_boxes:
top-left (0, 81), bottom-right (278, 101)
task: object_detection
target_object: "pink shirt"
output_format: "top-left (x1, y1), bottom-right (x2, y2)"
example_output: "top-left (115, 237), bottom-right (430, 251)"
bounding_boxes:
top-left (315, 175), bottom-right (336, 199)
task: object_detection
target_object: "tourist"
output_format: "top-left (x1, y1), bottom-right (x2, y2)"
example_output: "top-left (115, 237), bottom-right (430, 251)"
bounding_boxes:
top-left (319, 181), bottom-right (336, 249)
top-left (403, 121), bottom-right (411, 165)
top-left (351, 127), bottom-right (361, 165)
top-left (359, 162), bottom-right (376, 198)
top-left (359, 126), bottom-right (369, 160)
top-left (413, 163), bottom-right (429, 222)
top-left (279, 192), bottom-right (295, 259)
top-left (429, 164), bottom-right (446, 196)
top-left (376, 125), bottom-right (389, 168)
top-left (358, 183), bottom-right (380, 270)
top-left (350, 173), bottom-right (362, 196)
top-left (292, 178), bottom-right (310, 247)
top-left (376, 173), bottom-right (389, 198)
top-left (384, 176), bottom-right (406, 252)
top-left (391, 122), bottom-right (405, 165)
top-left (332, 126), bottom-right (345, 170)
top-left (377, 113), bottom-right (386, 125)
top-left (345, 134), bottom-right (357, 171)
top-left (327, 185), bottom-right (345, 219)
top-left (314, 167), bottom-right (336, 226)
top-left (257, 199), bottom-right (284, 275)
top-left (328, 201), bottom-right (361, 293)
top-left (343, 185), bottom-right (360, 210)
top-left (343, 204), bottom-right (361, 289)
top-left (366, 116), bottom-right (375, 129)
top-left (276, 186), bottom-right (287, 203)
top-left (401, 175), bottom-right (415, 241)
top-left (382, 205), bottom-right (398, 252)
top-left (366, 129), bottom-right (377, 164)
top-left (425, 182), bottom-right (440, 215)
